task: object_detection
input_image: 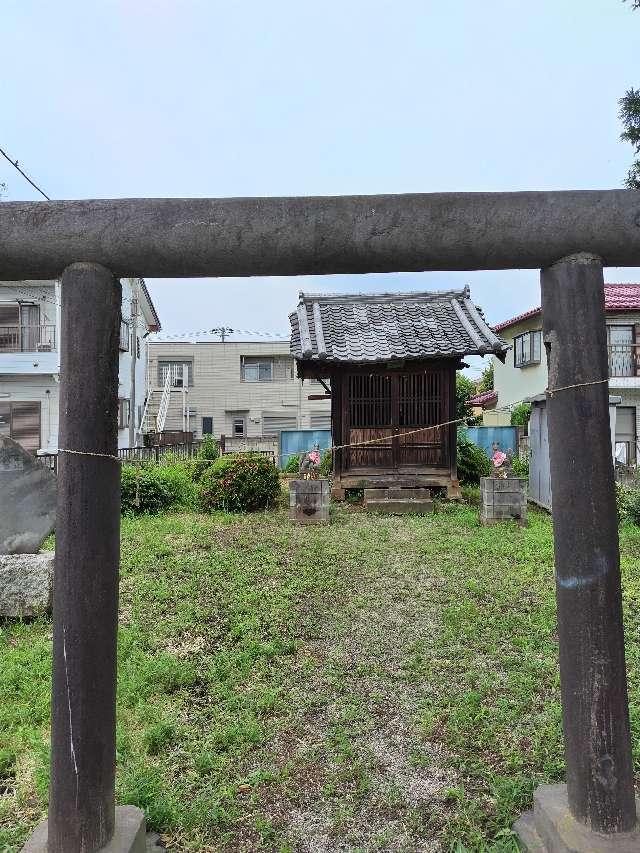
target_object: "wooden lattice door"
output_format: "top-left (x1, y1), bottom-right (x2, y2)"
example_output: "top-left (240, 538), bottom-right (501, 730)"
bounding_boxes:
top-left (345, 369), bottom-right (449, 471)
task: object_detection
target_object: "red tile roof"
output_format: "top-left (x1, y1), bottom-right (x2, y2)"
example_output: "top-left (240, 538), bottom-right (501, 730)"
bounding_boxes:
top-left (469, 389), bottom-right (498, 407)
top-left (494, 284), bottom-right (640, 332)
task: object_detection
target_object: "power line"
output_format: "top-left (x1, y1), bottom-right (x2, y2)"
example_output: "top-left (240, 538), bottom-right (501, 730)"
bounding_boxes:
top-left (0, 145), bottom-right (51, 201)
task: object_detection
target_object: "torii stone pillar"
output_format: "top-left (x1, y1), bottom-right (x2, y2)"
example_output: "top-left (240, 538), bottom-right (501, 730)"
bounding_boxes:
top-left (515, 254), bottom-right (640, 852)
top-left (23, 264), bottom-right (145, 853)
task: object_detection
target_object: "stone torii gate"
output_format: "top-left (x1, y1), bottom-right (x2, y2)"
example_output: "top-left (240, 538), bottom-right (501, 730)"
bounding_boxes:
top-left (2, 190), bottom-right (640, 853)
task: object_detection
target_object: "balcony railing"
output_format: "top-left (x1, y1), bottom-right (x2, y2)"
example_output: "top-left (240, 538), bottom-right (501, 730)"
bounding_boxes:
top-left (0, 324), bottom-right (57, 353)
top-left (608, 343), bottom-right (640, 377)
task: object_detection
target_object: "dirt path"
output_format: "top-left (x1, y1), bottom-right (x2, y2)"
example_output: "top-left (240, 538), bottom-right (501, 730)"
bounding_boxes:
top-left (250, 513), bottom-right (457, 852)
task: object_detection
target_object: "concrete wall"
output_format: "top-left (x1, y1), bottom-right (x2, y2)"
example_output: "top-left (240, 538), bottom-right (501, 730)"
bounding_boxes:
top-left (147, 340), bottom-right (331, 439)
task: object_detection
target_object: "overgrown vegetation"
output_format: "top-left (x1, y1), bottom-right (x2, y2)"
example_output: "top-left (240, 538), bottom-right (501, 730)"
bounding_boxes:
top-left (477, 361), bottom-right (494, 394)
top-left (455, 373), bottom-right (477, 423)
top-left (510, 402), bottom-right (531, 428)
top-left (616, 481), bottom-right (640, 525)
top-left (283, 453), bottom-right (300, 473)
top-left (457, 431), bottom-right (491, 484)
top-left (319, 448), bottom-right (332, 477)
top-left (199, 453), bottom-right (281, 512)
top-left (121, 463), bottom-right (196, 514)
top-left (3, 505), bottom-right (640, 851)
top-left (510, 453), bottom-right (529, 479)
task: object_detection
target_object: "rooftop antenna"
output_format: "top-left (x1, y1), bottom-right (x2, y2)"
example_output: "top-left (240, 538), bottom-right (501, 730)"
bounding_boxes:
top-left (211, 326), bottom-right (234, 342)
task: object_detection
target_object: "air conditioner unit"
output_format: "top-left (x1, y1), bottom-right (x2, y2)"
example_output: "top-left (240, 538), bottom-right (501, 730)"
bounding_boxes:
top-left (173, 378), bottom-right (184, 387)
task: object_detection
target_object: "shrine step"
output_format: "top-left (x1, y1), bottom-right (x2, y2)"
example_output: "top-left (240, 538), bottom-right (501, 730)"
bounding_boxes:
top-left (364, 499), bottom-right (434, 515)
top-left (364, 487), bottom-right (433, 501)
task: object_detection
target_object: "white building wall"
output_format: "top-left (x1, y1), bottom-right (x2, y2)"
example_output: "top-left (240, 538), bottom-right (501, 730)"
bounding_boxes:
top-left (147, 340), bottom-right (331, 439)
top-left (0, 278), bottom-right (153, 452)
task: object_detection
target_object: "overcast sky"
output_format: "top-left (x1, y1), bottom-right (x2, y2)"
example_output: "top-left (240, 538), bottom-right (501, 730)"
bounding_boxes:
top-left (2, 0), bottom-right (639, 376)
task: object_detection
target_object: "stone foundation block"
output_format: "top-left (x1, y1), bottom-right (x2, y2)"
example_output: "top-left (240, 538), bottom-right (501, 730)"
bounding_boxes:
top-left (0, 552), bottom-right (54, 620)
top-left (22, 806), bottom-right (147, 853)
top-left (289, 479), bottom-right (331, 524)
top-left (514, 784), bottom-right (640, 852)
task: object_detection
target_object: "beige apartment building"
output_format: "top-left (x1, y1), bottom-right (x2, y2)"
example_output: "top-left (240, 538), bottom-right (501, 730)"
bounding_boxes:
top-left (146, 339), bottom-right (332, 441)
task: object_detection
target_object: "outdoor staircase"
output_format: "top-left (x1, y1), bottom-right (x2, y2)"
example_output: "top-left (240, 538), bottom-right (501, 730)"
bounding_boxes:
top-left (363, 487), bottom-right (434, 514)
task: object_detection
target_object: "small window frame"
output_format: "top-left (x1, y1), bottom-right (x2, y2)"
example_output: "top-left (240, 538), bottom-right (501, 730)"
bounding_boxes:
top-left (513, 330), bottom-right (541, 368)
top-left (119, 319), bottom-right (130, 352)
top-left (118, 398), bottom-right (130, 430)
top-left (241, 357), bottom-right (274, 382)
top-left (232, 416), bottom-right (246, 437)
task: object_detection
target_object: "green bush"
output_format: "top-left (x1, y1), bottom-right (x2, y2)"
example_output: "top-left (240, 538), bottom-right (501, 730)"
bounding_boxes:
top-left (511, 453), bottom-right (529, 479)
top-left (319, 449), bottom-right (332, 478)
top-left (284, 453), bottom-right (301, 473)
top-left (121, 463), bottom-right (195, 514)
top-left (510, 402), bottom-right (531, 427)
top-left (188, 434), bottom-right (220, 482)
top-left (199, 454), bottom-right (281, 513)
top-left (617, 482), bottom-right (640, 525)
top-left (457, 432), bottom-right (491, 485)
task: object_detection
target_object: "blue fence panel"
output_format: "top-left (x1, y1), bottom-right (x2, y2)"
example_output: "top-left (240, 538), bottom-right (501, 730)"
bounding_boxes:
top-left (280, 429), bottom-right (332, 470)
top-left (464, 425), bottom-right (518, 459)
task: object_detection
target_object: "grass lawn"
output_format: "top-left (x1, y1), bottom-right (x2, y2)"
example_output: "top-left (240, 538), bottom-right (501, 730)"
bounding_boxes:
top-left (2, 498), bottom-right (640, 852)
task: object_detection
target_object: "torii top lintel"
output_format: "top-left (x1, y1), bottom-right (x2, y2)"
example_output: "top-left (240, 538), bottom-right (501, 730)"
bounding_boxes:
top-left (0, 189), bottom-right (639, 280)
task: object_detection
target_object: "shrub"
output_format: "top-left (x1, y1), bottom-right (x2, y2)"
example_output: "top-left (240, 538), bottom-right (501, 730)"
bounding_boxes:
top-left (284, 453), bottom-right (301, 474)
top-left (457, 432), bottom-right (491, 485)
top-left (188, 434), bottom-right (220, 482)
top-left (199, 454), bottom-right (281, 513)
top-left (121, 463), bottom-right (195, 514)
top-left (510, 402), bottom-right (531, 427)
top-left (511, 453), bottom-right (529, 479)
top-left (319, 449), bottom-right (332, 478)
top-left (617, 483), bottom-right (640, 525)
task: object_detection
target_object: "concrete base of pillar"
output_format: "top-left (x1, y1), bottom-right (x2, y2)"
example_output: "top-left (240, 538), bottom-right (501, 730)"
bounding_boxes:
top-left (22, 806), bottom-right (147, 853)
top-left (514, 784), bottom-right (640, 852)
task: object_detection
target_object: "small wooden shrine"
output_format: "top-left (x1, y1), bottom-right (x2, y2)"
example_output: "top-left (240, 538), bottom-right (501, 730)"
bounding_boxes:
top-left (289, 288), bottom-right (507, 498)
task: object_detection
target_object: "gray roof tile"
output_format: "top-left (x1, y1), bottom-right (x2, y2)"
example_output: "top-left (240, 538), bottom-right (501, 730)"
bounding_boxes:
top-left (289, 287), bottom-right (507, 363)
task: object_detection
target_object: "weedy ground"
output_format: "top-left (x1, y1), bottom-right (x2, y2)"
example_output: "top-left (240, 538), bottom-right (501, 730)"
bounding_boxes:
top-left (2, 496), bottom-right (640, 852)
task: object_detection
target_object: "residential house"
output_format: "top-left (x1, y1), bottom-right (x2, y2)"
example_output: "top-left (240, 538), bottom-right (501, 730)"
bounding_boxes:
top-left (289, 288), bottom-right (507, 499)
top-left (145, 339), bottom-right (332, 445)
top-left (479, 283), bottom-right (640, 464)
top-left (0, 278), bottom-right (160, 452)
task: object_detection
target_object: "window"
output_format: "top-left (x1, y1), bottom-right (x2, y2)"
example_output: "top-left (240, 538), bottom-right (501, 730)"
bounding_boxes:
top-left (158, 360), bottom-right (192, 387)
top-left (118, 399), bottom-right (130, 430)
top-left (241, 357), bottom-right (273, 382)
top-left (0, 401), bottom-right (41, 452)
top-left (0, 303), bottom-right (20, 352)
top-left (607, 326), bottom-right (635, 377)
top-left (119, 320), bottom-right (130, 352)
top-left (233, 416), bottom-right (245, 437)
top-left (513, 331), bottom-right (541, 367)
top-left (202, 416), bottom-right (213, 435)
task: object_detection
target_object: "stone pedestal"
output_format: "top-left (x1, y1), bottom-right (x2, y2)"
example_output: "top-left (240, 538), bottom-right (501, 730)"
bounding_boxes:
top-left (480, 476), bottom-right (527, 526)
top-left (22, 806), bottom-right (147, 853)
top-left (289, 479), bottom-right (330, 524)
top-left (515, 784), bottom-right (640, 852)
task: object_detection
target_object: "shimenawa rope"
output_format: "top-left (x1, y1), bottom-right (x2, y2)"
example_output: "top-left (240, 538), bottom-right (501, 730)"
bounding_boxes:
top-left (56, 376), bottom-right (610, 463)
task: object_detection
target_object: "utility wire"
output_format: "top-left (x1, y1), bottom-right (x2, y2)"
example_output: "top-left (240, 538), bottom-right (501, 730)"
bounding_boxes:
top-left (0, 145), bottom-right (51, 200)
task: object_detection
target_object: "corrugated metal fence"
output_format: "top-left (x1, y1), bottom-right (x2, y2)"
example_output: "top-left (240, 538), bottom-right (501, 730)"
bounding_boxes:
top-left (280, 429), bottom-right (332, 470)
top-left (464, 426), bottom-right (519, 459)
